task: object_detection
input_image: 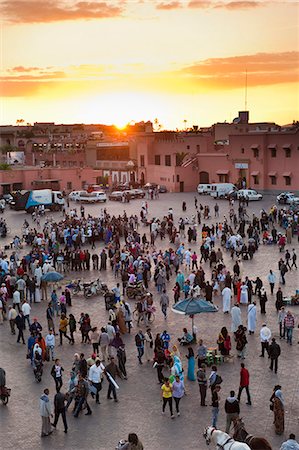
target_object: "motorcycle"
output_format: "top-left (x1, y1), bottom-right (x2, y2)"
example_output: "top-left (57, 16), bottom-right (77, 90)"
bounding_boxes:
top-left (0, 386), bottom-right (11, 405)
top-left (84, 279), bottom-right (107, 298)
top-left (67, 280), bottom-right (84, 295)
top-left (126, 281), bottom-right (146, 300)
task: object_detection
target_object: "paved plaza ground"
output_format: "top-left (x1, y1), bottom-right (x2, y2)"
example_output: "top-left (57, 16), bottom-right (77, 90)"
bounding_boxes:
top-left (0, 192), bottom-right (298, 450)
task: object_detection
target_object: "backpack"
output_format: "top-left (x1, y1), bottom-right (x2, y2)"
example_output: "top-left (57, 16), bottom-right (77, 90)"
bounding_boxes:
top-left (214, 374), bottom-right (223, 385)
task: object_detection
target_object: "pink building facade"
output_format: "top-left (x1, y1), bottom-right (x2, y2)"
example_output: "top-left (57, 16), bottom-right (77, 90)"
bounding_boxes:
top-left (0, 167), bottom-right (103, 195)
top-left (135, 123), bottom-right (299, 192)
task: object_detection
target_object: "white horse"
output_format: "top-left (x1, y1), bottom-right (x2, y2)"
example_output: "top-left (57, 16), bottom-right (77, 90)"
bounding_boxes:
top-left (203, 427), bottom-right (251, 450)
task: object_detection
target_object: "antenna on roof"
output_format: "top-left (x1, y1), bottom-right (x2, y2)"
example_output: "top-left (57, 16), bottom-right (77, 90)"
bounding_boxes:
top-left (245, 69), bottom-right (248, 111)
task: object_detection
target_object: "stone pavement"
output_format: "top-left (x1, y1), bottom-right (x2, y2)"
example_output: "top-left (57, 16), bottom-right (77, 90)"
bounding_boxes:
top-left (0, 192), bottom-right (298, 450)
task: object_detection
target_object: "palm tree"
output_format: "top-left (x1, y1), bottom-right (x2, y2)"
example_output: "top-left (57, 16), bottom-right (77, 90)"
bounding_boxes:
top-left (175, 151), bottom-right (189, 166)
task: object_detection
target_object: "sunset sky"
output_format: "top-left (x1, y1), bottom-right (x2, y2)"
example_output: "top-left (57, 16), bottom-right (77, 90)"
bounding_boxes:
top-left (1, 0), bottom-right (298, 129)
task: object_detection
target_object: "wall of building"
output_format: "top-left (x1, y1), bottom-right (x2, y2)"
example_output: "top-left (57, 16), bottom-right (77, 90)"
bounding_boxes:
top-left (0, 167), bottom-right (103, 194)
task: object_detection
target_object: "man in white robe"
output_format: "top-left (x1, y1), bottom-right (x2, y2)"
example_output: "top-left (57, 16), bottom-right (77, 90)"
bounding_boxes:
top-left (231, 304), bottom-right (242, 333)
top-left (247, 302), bottom-right (257, 334)
top-left (222, 286), bottom-right (231, 313)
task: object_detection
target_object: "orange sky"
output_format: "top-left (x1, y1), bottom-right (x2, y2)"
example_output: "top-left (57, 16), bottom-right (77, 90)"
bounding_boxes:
top-left (1, 0), bottom-right (298, 128)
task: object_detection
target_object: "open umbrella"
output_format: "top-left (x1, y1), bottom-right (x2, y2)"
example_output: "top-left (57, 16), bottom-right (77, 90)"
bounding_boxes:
top-left (172, 297), bottom-right (218, 330)
top-left (41, 272), bottom-right (64, 282)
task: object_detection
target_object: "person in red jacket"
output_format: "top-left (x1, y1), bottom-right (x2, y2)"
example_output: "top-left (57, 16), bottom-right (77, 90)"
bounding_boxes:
top-left (237, 363), bottom-right (251, 405)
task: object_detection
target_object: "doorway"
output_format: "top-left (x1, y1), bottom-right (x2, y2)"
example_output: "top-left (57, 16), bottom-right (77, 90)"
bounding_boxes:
top-left (179, 181), bottom-right (184, 192)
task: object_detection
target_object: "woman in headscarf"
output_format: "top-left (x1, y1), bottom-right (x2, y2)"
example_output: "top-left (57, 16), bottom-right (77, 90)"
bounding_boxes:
top-left (116, 306), bottom-right (127, 335)
top-left (36, 333), bottom-right (47, 361)
top-left (270, 386), bottom-right (284, 435)
top-left (170, 355), bottom-right (184, 387)
top-left (186, 347), bottom-right (196, 381)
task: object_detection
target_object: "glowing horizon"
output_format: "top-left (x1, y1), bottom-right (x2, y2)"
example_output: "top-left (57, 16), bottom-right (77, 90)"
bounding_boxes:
top-left (1, 0), bottom-right (298, 129)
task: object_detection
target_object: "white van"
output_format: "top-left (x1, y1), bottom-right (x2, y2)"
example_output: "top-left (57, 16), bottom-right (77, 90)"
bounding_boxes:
top-left (79, 191), bottom-right (107, 203)
top-left (197, 184), bottom-right (213, 195)
top-left (210, 183), bottom-right (236, 199)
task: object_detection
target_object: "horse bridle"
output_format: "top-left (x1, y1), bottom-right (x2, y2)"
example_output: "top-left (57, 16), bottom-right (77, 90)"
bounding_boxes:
top-left (209, 428), bottom-right (235, 450)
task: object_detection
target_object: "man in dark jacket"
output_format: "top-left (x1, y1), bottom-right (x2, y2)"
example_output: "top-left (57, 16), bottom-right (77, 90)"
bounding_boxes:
top-left (224, 390), bottom-right (240, 433)
top-left (275, 287), bottom-right (284, 312)
top-left (15, 311), bottom-right (25, 344)
top-left (268, 338), bottom-right (281, 373)
top-left (52, 388), bottom-right (68, 433)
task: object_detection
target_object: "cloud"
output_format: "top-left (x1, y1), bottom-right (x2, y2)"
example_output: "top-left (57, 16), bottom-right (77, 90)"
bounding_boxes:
top-left (1, 52), bottom-right (298, 98)
top-left (215, 1), bottom-right (261, 9)
top-left (156, 1), bottom-right (182, 9)
top-left (188, 0), bottom-right (262, 8)
top-left (181, 51), bottom-right (299, 89)
top-left (1, 0), bottom-right (123, 24)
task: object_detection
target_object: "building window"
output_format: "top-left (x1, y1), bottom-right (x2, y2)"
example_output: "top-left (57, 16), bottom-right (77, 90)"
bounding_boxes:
top-left (218, 174), bottom-right (228, 182)
top-left (270, 176), bottom-right (277, 185)
top-left (285, 148), bottom-right (291, 158)
top-left (196, 145), bottom-right (200, 151)
top-left (140, 155), bottom-right (145, 167)
top-left (154, 155), bottom-right (161, 165)
top-left (67, 182), bottom-right (72, 190)
top-left (253, 148), bottom-right (259, 158)
top-left (241, 148), bottom-right (245, 154)
top-left (253, 175), bottom-right (259, 185)
top-left (187, 145), bottom-right (190, 150)
top-left (176, 175), bottom-right (180, 182)
top-left (165, 155), bottom-right (171, 166)
top-left (284, 176), bottom-right (291, 186)
top-left (271, 148), bottom-right (277, 157)
top-left (79, 161), bottom-right (84, 167)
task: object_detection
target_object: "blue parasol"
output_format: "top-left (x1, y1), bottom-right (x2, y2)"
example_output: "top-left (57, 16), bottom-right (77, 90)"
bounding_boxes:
top-left (172, 297), bottom-right (218, 329)
top-left (41, 272), bottom-right (64, 282)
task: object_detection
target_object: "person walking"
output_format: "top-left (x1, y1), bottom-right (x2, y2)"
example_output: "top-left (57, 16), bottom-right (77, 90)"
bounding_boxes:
top-left (278, 307), bottom-right (286, 339)
top-left (161, 378), bottom-right (174, 419)
top-left (280, 434), bottom-right (299, 450)
top-left (21, 299), bottom-right (31, 329)
top-left (144, 328), bottom-right (153, 362)
top-left (211, 385), bottom-right (221, 428)
top-left (260, 324), bottom-right (271, 357)
top-left (224, 390), bottom-right (240, 434)
top-left (52, 388), bottom-right (68, 433)
top-left (105, 356), bottom-right (122, 402)
top-left (237, 363), bottom-right (251, 405)
top-left (259, 287), bottom-right (268, 314)
top-left (268, 338), bottom-right (281, 374)
top-left (231, 303), bottom-right (242, 334)
top-left (15, 311), bottom-right (25, 344)
top-left (160, 290), bottom-right (169, 319)
top-left (59, 313), bottom-right (72, 346)
top-left (276, 287), bottom-right (284, 312)
top-left (99, 327), bottom-right (110, 361)
top-left (270, 386), bottom-right (285, 435)
top-left (8, 305), bottom-right (17, 335)
top-left (135, 330), bottom-right (145, 364)
top-left (73, 373), bottom-right (92, 417)
top-left (222, 286), bottom-right (232, 314)
top-left (284, 311), bottom-right (295, 345)
top-left (51, 359), bottom-right (64, 392)
top-left (267, 270), bottom-right (277, 295)
top-left (247, 302), bottom-right (257, 335)
top-left (88, 359), bottom-right (103, 404)
top-left (197, 364), bottom-right (207, 407)
top-left (40, 388), bottom-right (53, 437)
top-left (172, 374), bottom-right (184, 417)
top-left (45, 329), bottom-right (55, 361)
top-left (291, 249), bottom-right (297, 269)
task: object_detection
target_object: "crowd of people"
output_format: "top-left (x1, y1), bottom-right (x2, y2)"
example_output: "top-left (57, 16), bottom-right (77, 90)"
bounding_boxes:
top-left (0, 193), bottom-right (298, 449)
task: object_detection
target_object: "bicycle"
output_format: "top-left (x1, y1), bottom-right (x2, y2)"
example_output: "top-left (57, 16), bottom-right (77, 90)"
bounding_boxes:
top-left (133, 306), bottom-right (155, 324)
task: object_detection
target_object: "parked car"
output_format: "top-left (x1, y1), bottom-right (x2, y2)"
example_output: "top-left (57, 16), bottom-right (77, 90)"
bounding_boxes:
top-left (210, 183), bottom-right (237, 199)
top-left (276, 192), bottom-right (299, 205)
top-left (129, 189), bottom-right (146, 199)
top-left (79, 191), bottom-right (107, 203)
top-left (236, 189), bottom-right (263, 201)
top-left (158, 185), bottom-right (168, 193)
top-left (1, 194), bottom-right (13, 204)
top-left (108, 191), bottom-right (124, 201)
top-left (68, 191), bottom-right (85, 201)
